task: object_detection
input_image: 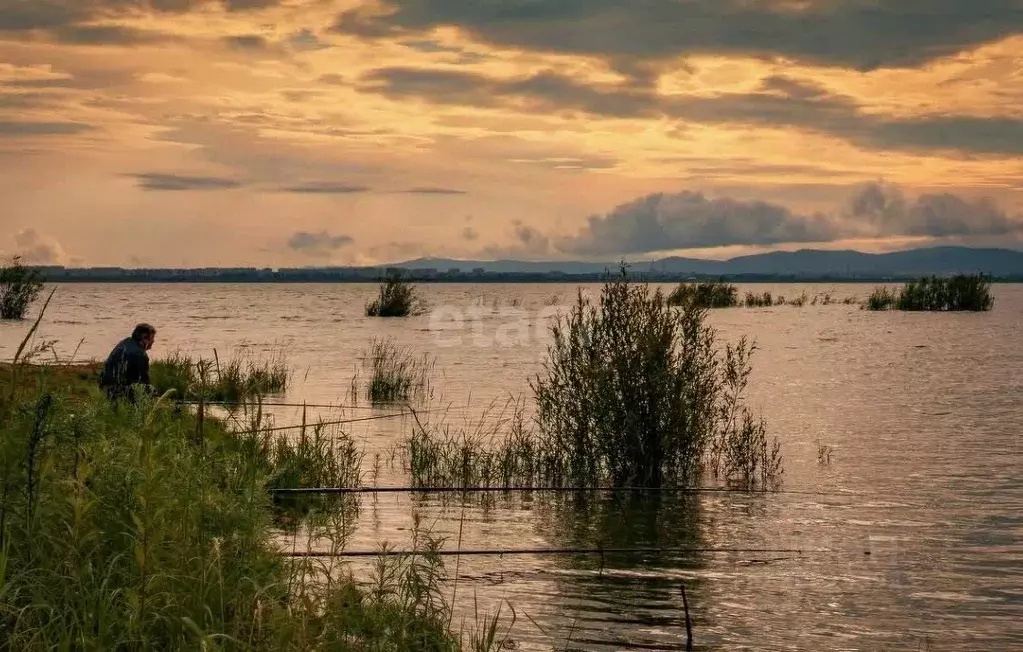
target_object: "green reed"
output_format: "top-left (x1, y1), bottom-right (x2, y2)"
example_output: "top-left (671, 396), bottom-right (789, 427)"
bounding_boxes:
top-left (364, 338), bottom-right (435, 405)
top-left (667, 281), bottom-right (739, 309)
top-left (865, 274), bottom-right (993, 312)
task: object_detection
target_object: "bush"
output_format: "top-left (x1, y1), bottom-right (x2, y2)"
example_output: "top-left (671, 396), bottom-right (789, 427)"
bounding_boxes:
top-left (530, 267), bottom-right (780, 489)
top-left (667, 281), bottom-right (738, 309)
top-left (400, 269), bottom-right (782, 491)
top-left (366, 269), bottom-right (426, 317)
top-left (0, 256), bottom-right (44, 320)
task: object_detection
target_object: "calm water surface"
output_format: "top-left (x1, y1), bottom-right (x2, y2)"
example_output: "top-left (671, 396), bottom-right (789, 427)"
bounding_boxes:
top-left (2, 283), bottom-right (1021, 651)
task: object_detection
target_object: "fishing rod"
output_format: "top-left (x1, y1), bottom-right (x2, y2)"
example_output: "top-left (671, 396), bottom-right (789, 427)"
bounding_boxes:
top-left (223, 410), bottom-right (430, 435)
top-left (269, 485), bottom-right (855, 497)
top-left (282, 546), bottom-right (812, 558)
top-left (178, 400), bottom-right (389, 411)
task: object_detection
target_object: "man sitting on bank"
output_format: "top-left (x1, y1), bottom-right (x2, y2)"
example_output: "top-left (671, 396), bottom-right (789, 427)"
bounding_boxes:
top-left (99, 323), bottom-right (157, 401)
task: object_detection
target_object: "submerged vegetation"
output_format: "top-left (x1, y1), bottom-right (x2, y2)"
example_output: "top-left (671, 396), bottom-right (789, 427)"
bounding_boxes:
top-left (366, 269), bottom-right (426, 317)
top-left (744, 291), bottom-right (774, 308)
top-left (667, 281), bottom-right (739, 309)
top-left (150, 349), bottom-right (290, 403)
top-left (0, 256), bottom-right (44, 320)
top-left (400, 267), bottom-right (782, 491)
top-left (362, 338), bottom-right (435, 405)
top-left (866, 274), bottom-right (994, 312)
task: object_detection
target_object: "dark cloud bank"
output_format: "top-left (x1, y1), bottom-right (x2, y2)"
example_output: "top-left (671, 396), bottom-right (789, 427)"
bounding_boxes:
top-left (361, 68), bottom-right (1023, 157)
top-left (336, 0), bottom-right (1023, 72)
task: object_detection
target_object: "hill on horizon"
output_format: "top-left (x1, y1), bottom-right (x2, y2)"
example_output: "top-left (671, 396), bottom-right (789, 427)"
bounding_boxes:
top-left (395, 246), bottom-right (1023, 277)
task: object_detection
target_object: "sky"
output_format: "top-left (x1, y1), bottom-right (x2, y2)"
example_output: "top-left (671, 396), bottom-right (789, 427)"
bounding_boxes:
top-left (2, 0), bottom-right (1023, 268)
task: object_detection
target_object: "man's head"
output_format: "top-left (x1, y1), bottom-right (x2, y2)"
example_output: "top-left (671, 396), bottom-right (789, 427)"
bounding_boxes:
top-left (131, 323), bottom-right (157, 351)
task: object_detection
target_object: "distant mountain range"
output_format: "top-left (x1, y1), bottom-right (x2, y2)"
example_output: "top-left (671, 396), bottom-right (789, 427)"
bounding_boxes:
top-left (397, 246), bottom-right (1023, 278)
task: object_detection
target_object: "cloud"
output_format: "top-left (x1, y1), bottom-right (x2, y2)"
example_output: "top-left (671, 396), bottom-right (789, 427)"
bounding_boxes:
top-left (402, 186), bottom-right (466, 195)
top-left (846, 182), bottom-right (1022, 237)
top-left (361, 67), bottom-right (1023, 156)
top-left (288, 28), bottom-right (330, 52)
top-left (461, 226), bottom-right (478, 241)
top-left (482, 221), bottom-right (554, 259)
top-left (557, 184), bottom-right (1023, 255)
top-left (0, 120), bottom-right (92, 136)
top-left (54, 24), bottom-right (177, 45)
top-left (559, 191), bottom-right (838, 255)
top-left (281, 182), bottom-right (370, 194)
top-left (0, 0), bottom-right (282, 36)
top-left (224, 34), bottom-right (268, 50)
top-left (335, 0), bottom-right (1023, 72)
top-left (130, 173), bottom-right (242, 191)
top-left (287, 231), bottom-right (354, 257)
top-left (12, 229), bottom-right (69, 265)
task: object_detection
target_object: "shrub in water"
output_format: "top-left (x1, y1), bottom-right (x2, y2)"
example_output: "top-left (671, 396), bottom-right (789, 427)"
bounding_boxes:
top-left (667, 281), bottom-right (738, 309)
top-left (896, 274), bottom-right (994, 311)
top-left (531, 266), bottom-right (779, 489)
top-left (0, 256), bottom-right (44, 320)
top-left (366, 269), bottom-right (426, 317)
top-left (866, 275), bottom-right (993, 312)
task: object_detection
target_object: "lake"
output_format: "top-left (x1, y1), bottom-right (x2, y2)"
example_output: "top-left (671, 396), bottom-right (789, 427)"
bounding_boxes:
top-left (2, 282), bottom-right (1021, 651)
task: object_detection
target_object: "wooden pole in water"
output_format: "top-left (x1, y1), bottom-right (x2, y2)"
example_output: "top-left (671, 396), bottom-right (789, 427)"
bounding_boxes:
top-left (681, 583), bottom-right (693, 651)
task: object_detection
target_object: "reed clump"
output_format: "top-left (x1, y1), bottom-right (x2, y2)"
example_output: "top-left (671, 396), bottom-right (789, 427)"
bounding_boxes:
top-left (667, 281), bottom-right (739, 309)
top-left (0, 256), bottom-right (44, 320)
top-left (865, 274), bottom-right (993, 312)
top-left (363, 338), bottom-right (434, 405)
top-left (366, 269), bottom-right (426, 317)
top-left (744, 291), bottom-right (774, 308)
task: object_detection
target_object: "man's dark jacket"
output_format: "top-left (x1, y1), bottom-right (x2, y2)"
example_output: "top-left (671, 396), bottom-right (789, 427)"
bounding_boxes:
top-left (99, 337), bottom-right (151, 399)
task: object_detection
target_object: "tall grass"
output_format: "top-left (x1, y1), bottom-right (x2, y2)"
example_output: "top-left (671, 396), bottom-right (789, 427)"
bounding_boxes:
top-left (150, 349), bottom-right (289, 403)
top-left (0, 256), bottom-right (44, 320)
top-left (865, 274), bottom-right (993, 312)
top-left (667, 281), bottom-right (739, 309)
top-left (363, 338), bottom-right (434, 405)
top-left (399, 268), bottom-right (782, 491)
top-left (865, 287), bottom-right (898, 311)
top-left (366, 269), bottom-right (426, 317)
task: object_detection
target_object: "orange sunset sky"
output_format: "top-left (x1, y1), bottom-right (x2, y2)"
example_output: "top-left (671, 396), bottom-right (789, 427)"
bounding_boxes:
top-left (2, 0), bottom-right (1022, 267)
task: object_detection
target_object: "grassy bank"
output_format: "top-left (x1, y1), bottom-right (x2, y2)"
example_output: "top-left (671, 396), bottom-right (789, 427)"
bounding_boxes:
top-left (0, 356), bottom-right (508, 650)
